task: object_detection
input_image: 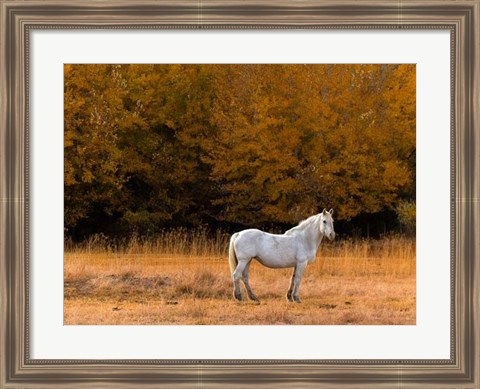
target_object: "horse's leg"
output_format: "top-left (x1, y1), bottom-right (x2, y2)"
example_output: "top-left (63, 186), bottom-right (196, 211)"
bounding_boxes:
top-left (242, 261), bottom-right (259, 302)
top-left (286, 267), bottom-right (297, 302)
top-left (232, 259), bottom-right (250, 301)
top-left (291, 261), bottom-right (308, 303)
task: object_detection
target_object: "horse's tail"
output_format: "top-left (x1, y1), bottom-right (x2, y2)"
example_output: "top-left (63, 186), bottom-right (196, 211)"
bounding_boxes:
top-left (228, 232), bottom-right (239, 276)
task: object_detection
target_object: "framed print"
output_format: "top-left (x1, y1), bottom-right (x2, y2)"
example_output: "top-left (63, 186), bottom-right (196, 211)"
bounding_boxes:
top-left (1, 0), bottom-right (479, 387)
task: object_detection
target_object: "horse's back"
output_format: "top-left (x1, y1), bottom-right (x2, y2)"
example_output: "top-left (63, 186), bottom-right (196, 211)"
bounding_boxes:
top-left (235, 229), bottom-right (265, 249)
top-left (236, 229), bottom-right (283, 247)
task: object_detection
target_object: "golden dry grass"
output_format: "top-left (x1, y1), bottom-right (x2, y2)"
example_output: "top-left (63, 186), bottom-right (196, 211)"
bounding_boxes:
top-left (64, 234), bottom-right (415, 325)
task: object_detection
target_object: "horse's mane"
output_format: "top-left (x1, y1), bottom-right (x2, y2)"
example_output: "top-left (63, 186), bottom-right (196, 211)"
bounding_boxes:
top-left (284, 214), bottom-right (320, 235)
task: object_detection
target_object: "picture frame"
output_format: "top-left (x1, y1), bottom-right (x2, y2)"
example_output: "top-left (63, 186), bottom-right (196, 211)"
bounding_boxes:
top-left (1, 0), bottom-right (478, 387)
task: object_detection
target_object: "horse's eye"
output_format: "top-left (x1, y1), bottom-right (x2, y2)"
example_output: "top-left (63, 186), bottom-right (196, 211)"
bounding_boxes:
top-left (323, 220), bottom-right (326, 224)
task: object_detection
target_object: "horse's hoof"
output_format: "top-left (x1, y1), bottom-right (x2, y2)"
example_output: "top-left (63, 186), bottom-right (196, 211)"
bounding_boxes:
top-left (293, 297), bottom-right (302, 303)
top-left (234, 294), bottom-right (243, 301)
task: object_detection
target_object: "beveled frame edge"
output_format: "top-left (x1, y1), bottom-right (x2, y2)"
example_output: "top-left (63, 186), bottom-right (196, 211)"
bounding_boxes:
top-left (0, 1), bottom-right (478, 388)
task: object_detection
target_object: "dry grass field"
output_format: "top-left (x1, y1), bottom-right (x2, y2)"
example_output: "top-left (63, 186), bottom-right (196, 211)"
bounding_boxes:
top-left (64, 231), bottom-right (415, 325)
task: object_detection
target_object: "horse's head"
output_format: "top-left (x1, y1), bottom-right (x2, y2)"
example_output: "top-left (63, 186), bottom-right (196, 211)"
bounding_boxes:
top-left (319, 208), bottom-right (335, 241)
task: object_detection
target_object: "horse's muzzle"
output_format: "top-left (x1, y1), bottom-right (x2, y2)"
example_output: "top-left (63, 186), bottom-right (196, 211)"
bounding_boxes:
top-left (328, 232), bottom-right (336, 241)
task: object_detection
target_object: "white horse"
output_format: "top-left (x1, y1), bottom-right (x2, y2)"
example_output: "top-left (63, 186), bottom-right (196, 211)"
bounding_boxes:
top-left (228, 209), bottom-right (335, 303)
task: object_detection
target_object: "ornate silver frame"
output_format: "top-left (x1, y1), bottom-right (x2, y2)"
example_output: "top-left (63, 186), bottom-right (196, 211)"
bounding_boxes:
top-left (1, 1), bottom-right (479, 387)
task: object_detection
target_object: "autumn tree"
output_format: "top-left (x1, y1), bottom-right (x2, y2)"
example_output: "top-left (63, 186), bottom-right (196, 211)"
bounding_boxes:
top-left (64, 65), bottom-right (127, 230)
top-left (64, 64), bottom-right (415, 238)
top-left (203, 64), bottom-right (415, 225)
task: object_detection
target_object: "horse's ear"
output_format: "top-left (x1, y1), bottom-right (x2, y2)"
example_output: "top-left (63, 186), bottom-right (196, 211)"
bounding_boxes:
top-left (322, 208), bottom-right (327, 215)
top-left (329, 208), bottom-right (334, 215)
